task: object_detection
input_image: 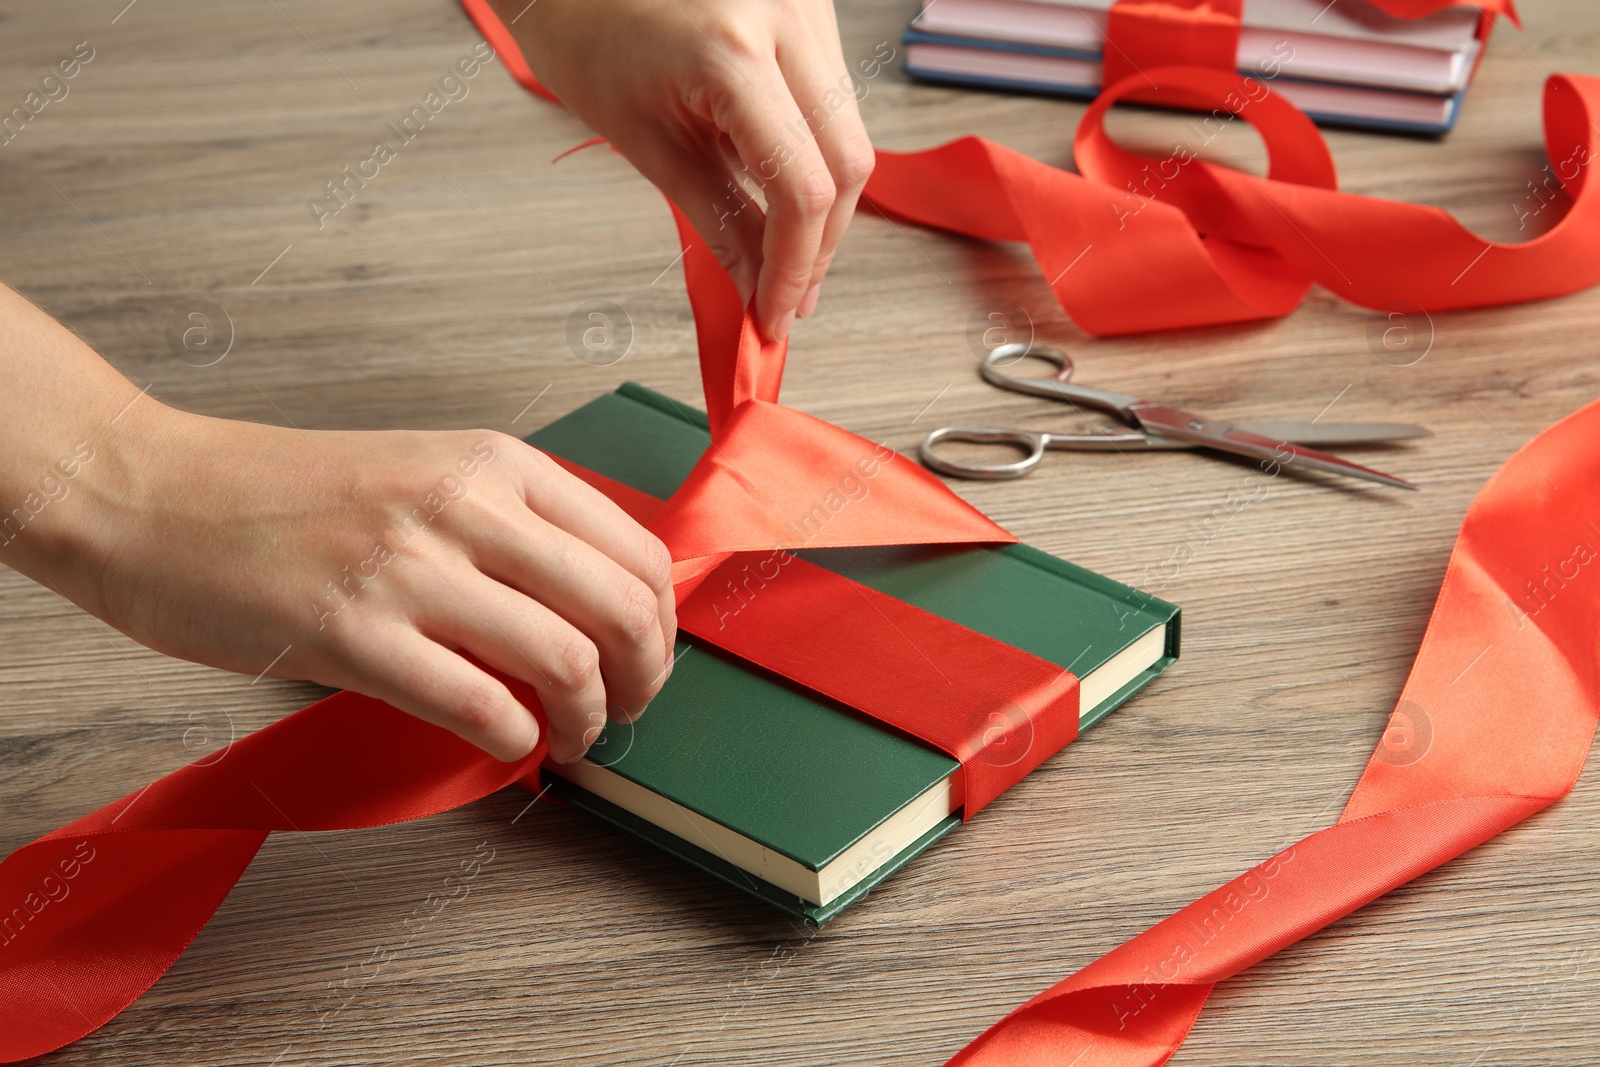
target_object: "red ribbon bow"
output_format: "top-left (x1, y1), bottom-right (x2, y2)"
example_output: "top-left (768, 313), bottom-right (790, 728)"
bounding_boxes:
top-left (574, 206), bottom-right (1088, 815)
top-left (867, 64), bottom-right (1600, 336)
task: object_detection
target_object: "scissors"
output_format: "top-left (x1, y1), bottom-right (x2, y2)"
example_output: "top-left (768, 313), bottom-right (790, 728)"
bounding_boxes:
top-left (921, 344), bottom-right (1429, 488)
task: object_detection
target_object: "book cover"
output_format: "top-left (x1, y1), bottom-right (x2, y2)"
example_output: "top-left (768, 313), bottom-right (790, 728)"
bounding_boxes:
top-left (525, 385), bottom-right (1180, 923)
top-left (900, 27), bottom-right (1467, 135)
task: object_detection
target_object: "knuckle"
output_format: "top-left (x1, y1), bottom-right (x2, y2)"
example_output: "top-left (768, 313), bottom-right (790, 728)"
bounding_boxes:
top-left (452, 679), bottom-right (507, 736)
top-left (835, 135), bottom-right (876, 192)
top-left (510, 432), bottom-right (550, 459)
top-left (310, 603), bottom-right (375, 657)
top-left (640, 535), bottom-right (673, 592)
top-left (703, 17), bottom-right (765, 64)
top-left (451, 485), bottom-right (501, 528)
top-left (783, 166), bottom-right (837, 217)
top-left (615, 579), bottom-right (661, 647)
top-left (486, 430), bottom-right (524, 461)
top-left (549, 633), bottom-right (600, 694)
top-left (708, 239), bottom-right (745, 274)
top-left (455, 428), bottom-right (510, 466)
top-left (524, 452), bottom-right (566, 491)
top-left (768, 258), bottom-right (817, 291)
top-left (494, 435), bottom-right (547, 481)
top-left (476, 430), bottom-right (533, 467)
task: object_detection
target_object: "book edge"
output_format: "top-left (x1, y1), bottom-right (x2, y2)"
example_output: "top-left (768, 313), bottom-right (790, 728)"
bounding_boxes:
top-left (548, 777), bottom-right (964, 925)
top-left (899, 49), bottom-right (1462, 135)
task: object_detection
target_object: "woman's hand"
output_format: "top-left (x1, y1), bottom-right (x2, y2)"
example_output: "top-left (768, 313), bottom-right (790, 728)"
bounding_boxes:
top-left (0, 279), bottom-right (675, 766)
top-left (61, 407), bottom-right (678, 763)
top-left (497, 0), bottom-right (875, 342)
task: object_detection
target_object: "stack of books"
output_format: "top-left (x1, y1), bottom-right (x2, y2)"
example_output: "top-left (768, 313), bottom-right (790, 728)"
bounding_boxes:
top-left (902, 0), bottom-right (1492, 135)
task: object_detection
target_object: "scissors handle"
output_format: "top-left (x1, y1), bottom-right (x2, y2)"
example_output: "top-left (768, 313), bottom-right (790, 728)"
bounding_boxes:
top-left (919, 426), bottom-right (1184, 479)
top-left (920, 427), bottom-right (1047, 480)
top-left (979, 344), bottom-right (1144, 421)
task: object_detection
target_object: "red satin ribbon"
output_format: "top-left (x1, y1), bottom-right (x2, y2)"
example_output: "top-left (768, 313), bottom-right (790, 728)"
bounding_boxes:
top-left (0, 687), bottom-right (549, 1060)
top-left (0, 103), bottom-right (1084, 1066)
top-left (951, 397), bottom-right (1600, 1065)
top-left (557, 454), bottom-right (1081, 816)
top-left (867, 64), bottom-right (1600, 335)
top-left (3, 4), bottom-right (1596, 1064)
top-left (1102, 0), bottom-right (1520, 94)
top-left (453, 6), bottom-right (1600, 1066)
top-left (644, 203), bottom-right (1084, 812)
top-left (0, 407), bottom-right (1067, 1064)
top-left (1103, 0), bottom-right (1244, 93)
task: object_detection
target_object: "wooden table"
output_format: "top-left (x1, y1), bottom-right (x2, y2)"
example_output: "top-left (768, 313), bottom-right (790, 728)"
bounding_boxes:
top-left (4, 2), bottom-right (1598, 1063)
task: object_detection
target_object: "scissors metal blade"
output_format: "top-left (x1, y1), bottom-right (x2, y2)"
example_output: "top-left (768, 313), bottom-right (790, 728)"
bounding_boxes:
top-left (1052, 420), bottom-right (1431, 450)
top-left (1231, 421), bottom-right (1431, 446)
top-left (1129, 404), bottom-right (1418, 489)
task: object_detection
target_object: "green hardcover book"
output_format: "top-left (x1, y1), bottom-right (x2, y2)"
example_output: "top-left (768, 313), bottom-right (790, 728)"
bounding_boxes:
top-left (526, 384), bottom-right (1180, 923)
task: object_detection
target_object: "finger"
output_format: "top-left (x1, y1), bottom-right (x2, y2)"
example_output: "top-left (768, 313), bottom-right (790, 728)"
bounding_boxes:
top-left (776, 39), bottom-right (875, 318)
top-left (511, 444), bottom-right (678, 660)
top-left (337, 626), bottom-right (542, 763)
top-left (471, 506), bottom-right (671, 722)
top-left (711, 64), bottom-right (837, 341)
top-left (422, 569), bottom-right (611, 764)
top-left (606, 125), bottom-right (768, 305)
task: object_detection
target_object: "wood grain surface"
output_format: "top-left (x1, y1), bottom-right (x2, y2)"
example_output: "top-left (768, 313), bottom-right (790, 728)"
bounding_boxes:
top-left (3, 1), bottom-right (1599, 1064)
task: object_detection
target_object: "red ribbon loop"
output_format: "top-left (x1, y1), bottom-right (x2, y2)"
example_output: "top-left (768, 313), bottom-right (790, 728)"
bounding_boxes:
top-left (867, 69), bottom-right (1600, 335)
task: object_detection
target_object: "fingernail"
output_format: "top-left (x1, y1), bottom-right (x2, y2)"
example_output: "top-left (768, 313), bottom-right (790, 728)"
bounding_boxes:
top-left (557, 712), bottom-right (609, 762)
top-left (609, 692), bottom-right (649, 721)
top-left (768, 308), bottom-right (795, 342)
top-left (497, 725), bottom-right (540, 763)
top-left (798, 283), bottom-right (821, 318)
top-left (510, 712), bottom-right (541, 762)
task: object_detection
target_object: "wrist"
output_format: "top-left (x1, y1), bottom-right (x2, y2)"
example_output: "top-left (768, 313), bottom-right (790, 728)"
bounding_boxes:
top-left (483, 0), bottom-right (570, 85)
top-left (6, 394), bottom-right (199, 623)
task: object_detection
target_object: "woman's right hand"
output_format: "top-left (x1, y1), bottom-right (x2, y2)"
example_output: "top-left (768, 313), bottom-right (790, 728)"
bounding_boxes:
top-left (497, 0), bottom-right (876, 344)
